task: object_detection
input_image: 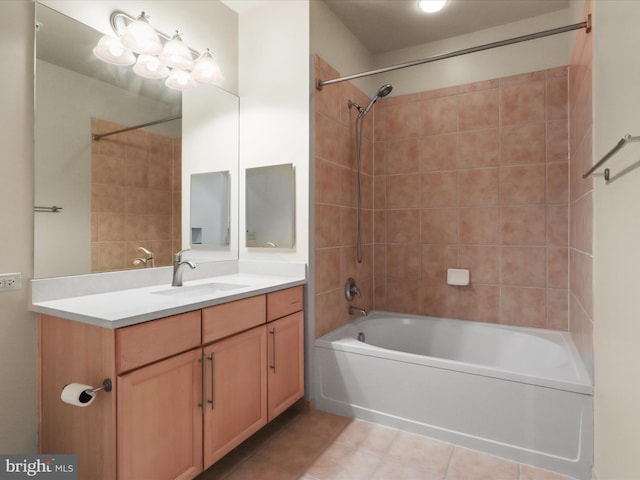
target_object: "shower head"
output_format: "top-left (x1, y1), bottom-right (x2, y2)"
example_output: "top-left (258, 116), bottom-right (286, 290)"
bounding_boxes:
top-left (377, 84), bottom-right (393, 97)
top-left (359, 84), bottom-right (393, 118)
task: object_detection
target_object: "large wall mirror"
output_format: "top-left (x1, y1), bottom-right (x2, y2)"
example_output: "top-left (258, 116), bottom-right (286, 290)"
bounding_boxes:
top-left (34, 3), bottom-right (239, 278)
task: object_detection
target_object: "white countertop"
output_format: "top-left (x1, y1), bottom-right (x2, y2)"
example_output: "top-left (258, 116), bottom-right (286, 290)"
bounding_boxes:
top-left (32, 265), bottom-right (306, 329)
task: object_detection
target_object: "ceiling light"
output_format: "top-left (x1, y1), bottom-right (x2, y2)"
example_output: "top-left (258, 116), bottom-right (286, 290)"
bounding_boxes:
top-left (92, 35), bottom-right (135, 66)
top-left (165, 69), bottom-right (198, 91)
top-left (159, 33), bottom-right (194, 71)
top-left (418, 0), bottom-right (448, 13)
top-left (192, 49), bottom-right (224, 84)
top-left (93, 11), bottom-right (224, 89)
top-left (119, 12), bottom-right (163, 55)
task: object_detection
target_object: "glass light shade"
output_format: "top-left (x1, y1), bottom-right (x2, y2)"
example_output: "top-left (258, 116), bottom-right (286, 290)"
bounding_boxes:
top-left (418, 0), bottom-right (448, 13)
top-left (165, 69), bottom-right (198, 90)
top-left (132, 54), bottom-right (170, 79)
top-left (192, 49), bottom-right (224, 84)
top-left (120, 12), bottom-right (163, 56)
top-left (159, 34), bottom-right (194, 71)
top-left (93, 35), bottom-right (135, 66)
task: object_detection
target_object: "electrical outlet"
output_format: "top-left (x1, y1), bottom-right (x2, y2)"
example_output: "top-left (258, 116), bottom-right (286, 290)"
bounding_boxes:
top-left (0, 273), bottom-right (22, 292)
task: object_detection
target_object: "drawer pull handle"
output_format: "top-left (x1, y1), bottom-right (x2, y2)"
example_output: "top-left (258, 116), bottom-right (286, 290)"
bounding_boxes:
top-left (199, 353), bottom-right (206, 410)
top-left (208, 354), bottom-right (215, 410)
top-left (269, 328), bottom-right (276, 373)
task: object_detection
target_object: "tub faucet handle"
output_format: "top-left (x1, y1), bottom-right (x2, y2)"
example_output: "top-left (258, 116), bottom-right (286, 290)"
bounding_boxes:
top-left (345, 277), bottom-right (362, 301)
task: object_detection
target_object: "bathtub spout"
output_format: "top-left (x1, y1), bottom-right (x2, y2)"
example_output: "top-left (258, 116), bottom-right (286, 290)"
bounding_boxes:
top-left (349, 306), bottom-right (367, 317)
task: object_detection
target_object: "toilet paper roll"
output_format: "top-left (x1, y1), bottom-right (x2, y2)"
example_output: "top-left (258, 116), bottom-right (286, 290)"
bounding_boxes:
top-left (61, 383), bottom-right (97, 407)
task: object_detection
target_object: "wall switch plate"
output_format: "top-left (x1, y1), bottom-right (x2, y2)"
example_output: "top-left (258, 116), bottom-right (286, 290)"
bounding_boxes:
top-left (0, 273), bottom-right (22, 291)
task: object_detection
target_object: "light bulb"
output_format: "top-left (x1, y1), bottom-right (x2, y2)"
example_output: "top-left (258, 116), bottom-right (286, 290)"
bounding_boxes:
top-left (165, 69), bottom-right (197, 90)
top-left (418, 0), bottom-right (448, 13)
top-left (132, 54), bottom-right (170, 79)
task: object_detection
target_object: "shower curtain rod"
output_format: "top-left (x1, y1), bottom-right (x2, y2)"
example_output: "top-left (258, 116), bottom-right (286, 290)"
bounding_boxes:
top-left (316, 15), bottom-right (591, 90)
top-left (92, 114), bottom-right (182, 141)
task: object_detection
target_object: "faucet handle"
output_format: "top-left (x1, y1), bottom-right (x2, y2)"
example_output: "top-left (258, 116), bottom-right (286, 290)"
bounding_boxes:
top-left (345, 277), bottom-right (362, 301)
top-left (174, 249), bottom-right (190, 262)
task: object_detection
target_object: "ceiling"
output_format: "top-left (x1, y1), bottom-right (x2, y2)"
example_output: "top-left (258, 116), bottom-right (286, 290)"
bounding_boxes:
top-left (323, 0), bottom-right (571, 54)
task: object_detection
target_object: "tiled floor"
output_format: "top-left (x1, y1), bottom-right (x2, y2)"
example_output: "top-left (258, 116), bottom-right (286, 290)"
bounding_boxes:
top-left (196, 407), bottom-right (575, 480)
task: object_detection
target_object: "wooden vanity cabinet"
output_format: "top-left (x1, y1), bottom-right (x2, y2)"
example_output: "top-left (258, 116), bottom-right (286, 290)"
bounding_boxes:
top-left (201, 296), bottom-right (268, 469)
top-left (266, 286), bottom-right (304, 421)
top-left (202, 325), bottom-right (267, 468)
top-left (117, 349), bottom-right (203, 480)
top-left (39, 287), bottom-right (304, 480)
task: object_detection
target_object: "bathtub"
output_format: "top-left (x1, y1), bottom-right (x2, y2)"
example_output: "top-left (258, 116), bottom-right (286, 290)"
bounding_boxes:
top-left (314, 312), bottom-right (593, 479)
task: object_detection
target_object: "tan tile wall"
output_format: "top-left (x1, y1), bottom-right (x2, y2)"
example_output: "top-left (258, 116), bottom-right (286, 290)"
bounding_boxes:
top-left (373, 68), bottom-right (569, 330)
top-left (568, 1), bottom-right (594, 368)
top-left (314, 56), bottom-right (376, 338)
top-left (91, 119), bottom-right (181, 272)
top-left (314, 55), bottom-right (574, 336)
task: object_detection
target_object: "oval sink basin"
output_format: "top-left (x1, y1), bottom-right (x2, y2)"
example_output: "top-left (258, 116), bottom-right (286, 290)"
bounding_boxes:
top-left (152, 282), bottom-right (248, 298)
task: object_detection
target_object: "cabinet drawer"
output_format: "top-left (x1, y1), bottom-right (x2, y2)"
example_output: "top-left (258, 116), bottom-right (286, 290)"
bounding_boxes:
top-left (116, 310), bottom-right (201, 373)
top-left (202, 295), bottom-right (266, 344)
top-left (267, 286), bottom-right (303, 322)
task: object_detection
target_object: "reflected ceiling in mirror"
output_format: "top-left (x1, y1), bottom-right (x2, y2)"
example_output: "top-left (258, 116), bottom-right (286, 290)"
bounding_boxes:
top-left (34, 4), bottom-right (239, 279)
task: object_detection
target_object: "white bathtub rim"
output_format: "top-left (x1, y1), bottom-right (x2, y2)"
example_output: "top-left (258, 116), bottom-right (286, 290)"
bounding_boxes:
top-left (315, 311), bottom-right (593, 396)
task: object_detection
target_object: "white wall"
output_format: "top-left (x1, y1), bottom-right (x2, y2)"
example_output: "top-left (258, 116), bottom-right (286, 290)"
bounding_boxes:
top-left (592, 2), bottom-right (640, 478)
top-left (182, 86), bottom-right (239, 261)
top-left (0, 0), bottom-right (37, 454)
top-left (372, 10), bottom-right (572, 96)
top-left (310, 0), bottom-right (377, 95)
top-left (312, 1), bottom-right (573, 97)
top-left (237, 0), bottom-right (310, 264)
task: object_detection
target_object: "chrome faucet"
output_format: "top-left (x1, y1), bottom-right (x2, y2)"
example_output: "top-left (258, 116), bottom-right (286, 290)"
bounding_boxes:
top-left (172, 250), bottom-right (196, 287)
top-left (133, 246), bottom-right (155, 268)
top-left (349, 306), bottom-right (367, 317)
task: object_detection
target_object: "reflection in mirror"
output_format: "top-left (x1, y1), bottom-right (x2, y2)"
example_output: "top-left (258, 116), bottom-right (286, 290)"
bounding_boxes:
top-left (190, 171), bottom-right (230, 248)
top-left (33, 4), bottom-right (239, 278)
top-left (246, 164), bottom-right (295, 248)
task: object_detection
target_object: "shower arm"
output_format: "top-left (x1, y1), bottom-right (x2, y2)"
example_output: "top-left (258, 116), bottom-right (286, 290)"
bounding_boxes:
top-left (316, 16), bottom-right (591, 90)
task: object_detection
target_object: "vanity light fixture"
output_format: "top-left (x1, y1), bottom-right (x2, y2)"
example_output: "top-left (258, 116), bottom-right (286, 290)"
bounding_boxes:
top-left (132, 54), bottom-right (170, 79)
top-left (418, 0), bottom-right (448, 13)
top-left (92, 35), bottom-right (135, 66)
top-left (159, 32), bottom-right (194, 71)
top-left (192, 49), bottom-right (224, 84)
top-left (92, 10), bottom-right (223, 91)
top-left (119, 12), bottom-right (163, 55)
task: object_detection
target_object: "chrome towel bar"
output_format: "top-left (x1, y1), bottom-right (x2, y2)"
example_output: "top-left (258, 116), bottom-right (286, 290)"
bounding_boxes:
top-left (34, 205), bottom-right (62, 213)
top-left (583, 134), bottom-right (640, 182)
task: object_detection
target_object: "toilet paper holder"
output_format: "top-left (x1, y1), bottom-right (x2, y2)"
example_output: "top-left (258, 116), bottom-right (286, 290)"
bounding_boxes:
top-left (88, 378), bottom-right (113, 394)
top-left (61, 378), bottom-right (112, 407)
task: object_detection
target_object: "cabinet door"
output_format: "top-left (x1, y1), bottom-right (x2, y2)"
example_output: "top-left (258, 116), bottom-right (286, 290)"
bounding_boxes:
top-left (203, 325), bottom-right (267, 469)
top-left (267, 311), bottom-right (304, 421)
top-left (118, 349), bottom-right (203, 480)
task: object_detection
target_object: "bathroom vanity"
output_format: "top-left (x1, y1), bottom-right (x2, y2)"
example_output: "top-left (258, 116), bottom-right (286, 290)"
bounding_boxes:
top-left (36, 276), bottom-right (305, 480)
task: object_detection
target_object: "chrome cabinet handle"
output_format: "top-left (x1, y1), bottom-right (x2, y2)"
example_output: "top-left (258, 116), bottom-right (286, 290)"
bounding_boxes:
top-left (199, 353), bottom-right (206, 410)
top-left (208, 353), bottom-right (215, 410)
top-left (269, 328), bottom-right (276, 373)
